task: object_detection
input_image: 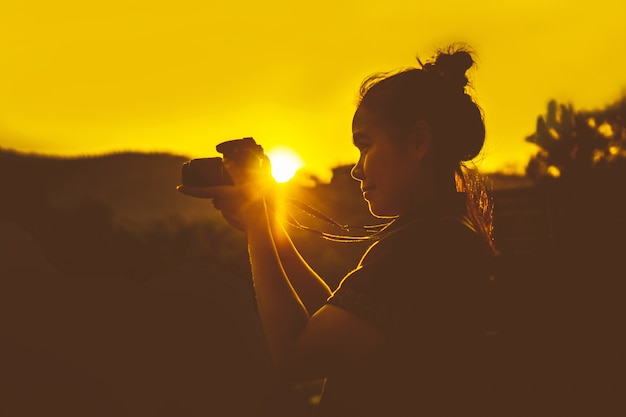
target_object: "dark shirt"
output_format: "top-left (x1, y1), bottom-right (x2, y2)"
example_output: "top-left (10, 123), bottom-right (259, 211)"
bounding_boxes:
top-left (322, 193), bottom-right (495, 416)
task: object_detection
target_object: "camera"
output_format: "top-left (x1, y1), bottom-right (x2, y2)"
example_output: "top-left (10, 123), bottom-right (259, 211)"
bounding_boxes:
top-left (181, 137), bottom-right (264, 187)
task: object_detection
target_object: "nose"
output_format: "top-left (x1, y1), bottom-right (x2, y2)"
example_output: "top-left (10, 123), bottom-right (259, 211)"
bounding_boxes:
top-left (351, 159), bottom-right (364, 181)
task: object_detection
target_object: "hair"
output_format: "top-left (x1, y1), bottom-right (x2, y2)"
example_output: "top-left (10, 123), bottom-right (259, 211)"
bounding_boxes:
top-left (357, 44), bottom-right (496, 253)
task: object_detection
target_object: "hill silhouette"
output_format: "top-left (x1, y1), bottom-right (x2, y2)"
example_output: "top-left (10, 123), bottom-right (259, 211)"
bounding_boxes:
top-left (0, 149), bottom-right (218, 227)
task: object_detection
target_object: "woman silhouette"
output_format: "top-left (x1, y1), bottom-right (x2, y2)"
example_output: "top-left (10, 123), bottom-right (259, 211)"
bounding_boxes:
top-left (179, 44), bottom-right (497, 416)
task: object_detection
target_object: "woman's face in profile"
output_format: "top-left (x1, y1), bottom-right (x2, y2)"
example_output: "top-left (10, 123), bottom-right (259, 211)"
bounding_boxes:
top-left (350, 105), bottom-right (424, 218)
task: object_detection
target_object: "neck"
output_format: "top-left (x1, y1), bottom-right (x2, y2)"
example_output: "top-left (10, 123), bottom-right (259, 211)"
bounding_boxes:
top-left (435, 165), bottom-right (459, 196)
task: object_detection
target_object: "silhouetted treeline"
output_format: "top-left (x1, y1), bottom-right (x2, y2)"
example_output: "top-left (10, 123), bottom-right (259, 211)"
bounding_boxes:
top-left (526, 96), bottom-right (626, 181)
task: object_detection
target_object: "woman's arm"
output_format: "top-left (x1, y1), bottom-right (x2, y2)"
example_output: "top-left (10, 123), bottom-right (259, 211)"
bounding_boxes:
top-left (245, 199), bottom-right (385, 379)
top-left (268, 213), bottom-right (332, 315)
top-left (243, 199), bottom-right (312, 373)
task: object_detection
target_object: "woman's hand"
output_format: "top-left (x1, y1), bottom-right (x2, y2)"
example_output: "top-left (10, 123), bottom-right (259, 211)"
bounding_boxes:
top-left (177, 151), bottom-right (276, 232)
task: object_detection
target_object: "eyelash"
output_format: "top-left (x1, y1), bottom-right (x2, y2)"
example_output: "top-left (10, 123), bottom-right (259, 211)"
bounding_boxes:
top-left (356, 144), bottom-right (369, 153)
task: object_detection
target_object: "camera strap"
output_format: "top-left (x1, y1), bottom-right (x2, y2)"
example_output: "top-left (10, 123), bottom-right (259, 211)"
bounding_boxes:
top-left (281, 198), bottom-right (391, 242)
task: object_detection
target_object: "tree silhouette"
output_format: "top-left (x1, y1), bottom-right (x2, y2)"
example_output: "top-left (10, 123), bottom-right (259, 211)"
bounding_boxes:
top-left (525, 96), bottom-right (626, 180)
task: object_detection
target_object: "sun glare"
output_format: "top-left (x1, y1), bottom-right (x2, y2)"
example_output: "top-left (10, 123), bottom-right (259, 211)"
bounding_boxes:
top-left (266, 146), bottom-right (304, 183)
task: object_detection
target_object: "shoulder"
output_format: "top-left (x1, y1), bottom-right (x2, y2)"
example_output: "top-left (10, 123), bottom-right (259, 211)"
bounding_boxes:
top-left (365, 214), bottom-right (493, 288)
top-left (367, 214), bottom-right (483, 260)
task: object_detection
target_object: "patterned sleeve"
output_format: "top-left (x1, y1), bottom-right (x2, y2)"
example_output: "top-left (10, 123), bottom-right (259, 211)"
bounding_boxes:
top-left (327, 267), bottom-right (392, 329)
top-left (326, 236), bottom-right (435, 335)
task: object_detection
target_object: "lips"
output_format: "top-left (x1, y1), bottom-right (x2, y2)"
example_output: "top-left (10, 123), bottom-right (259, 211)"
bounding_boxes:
top-left (361, 187), bottom-right (374, 198)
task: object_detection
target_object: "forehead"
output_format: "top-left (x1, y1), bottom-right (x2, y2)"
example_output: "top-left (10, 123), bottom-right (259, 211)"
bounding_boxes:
top-left (352, 105), bottom-right (380, 133)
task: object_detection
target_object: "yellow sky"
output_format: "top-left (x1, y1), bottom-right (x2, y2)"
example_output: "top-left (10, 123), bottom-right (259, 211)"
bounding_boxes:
top-left (1, 0), bottom-right (625, 181)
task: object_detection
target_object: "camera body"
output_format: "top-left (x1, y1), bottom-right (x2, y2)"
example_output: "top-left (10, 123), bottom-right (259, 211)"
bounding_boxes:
top-left (181, 137), bottom-right (264, 187)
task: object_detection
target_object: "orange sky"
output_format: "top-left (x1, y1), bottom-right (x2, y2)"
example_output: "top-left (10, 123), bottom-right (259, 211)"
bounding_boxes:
top-left (1, 0), bottom-right (625, 181)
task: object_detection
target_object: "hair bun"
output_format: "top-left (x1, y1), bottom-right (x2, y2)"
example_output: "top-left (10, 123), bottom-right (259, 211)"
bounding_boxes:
top-left (433, 50), bottom-right (474, 91)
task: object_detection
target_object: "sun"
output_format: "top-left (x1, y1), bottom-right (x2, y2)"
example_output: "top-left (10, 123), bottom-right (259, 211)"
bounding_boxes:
top-left (266, 146), bottom-right (304, 183)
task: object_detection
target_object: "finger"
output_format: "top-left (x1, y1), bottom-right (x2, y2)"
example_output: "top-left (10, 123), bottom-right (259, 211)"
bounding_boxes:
top-left (261, 154), bottom-right (273, 174)
top-left (176, 185), bottom-right (235, 199)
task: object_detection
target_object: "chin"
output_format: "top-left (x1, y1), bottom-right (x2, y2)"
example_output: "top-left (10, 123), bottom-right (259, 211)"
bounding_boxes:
top-left (368, 202), bottom-right (399, 219)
